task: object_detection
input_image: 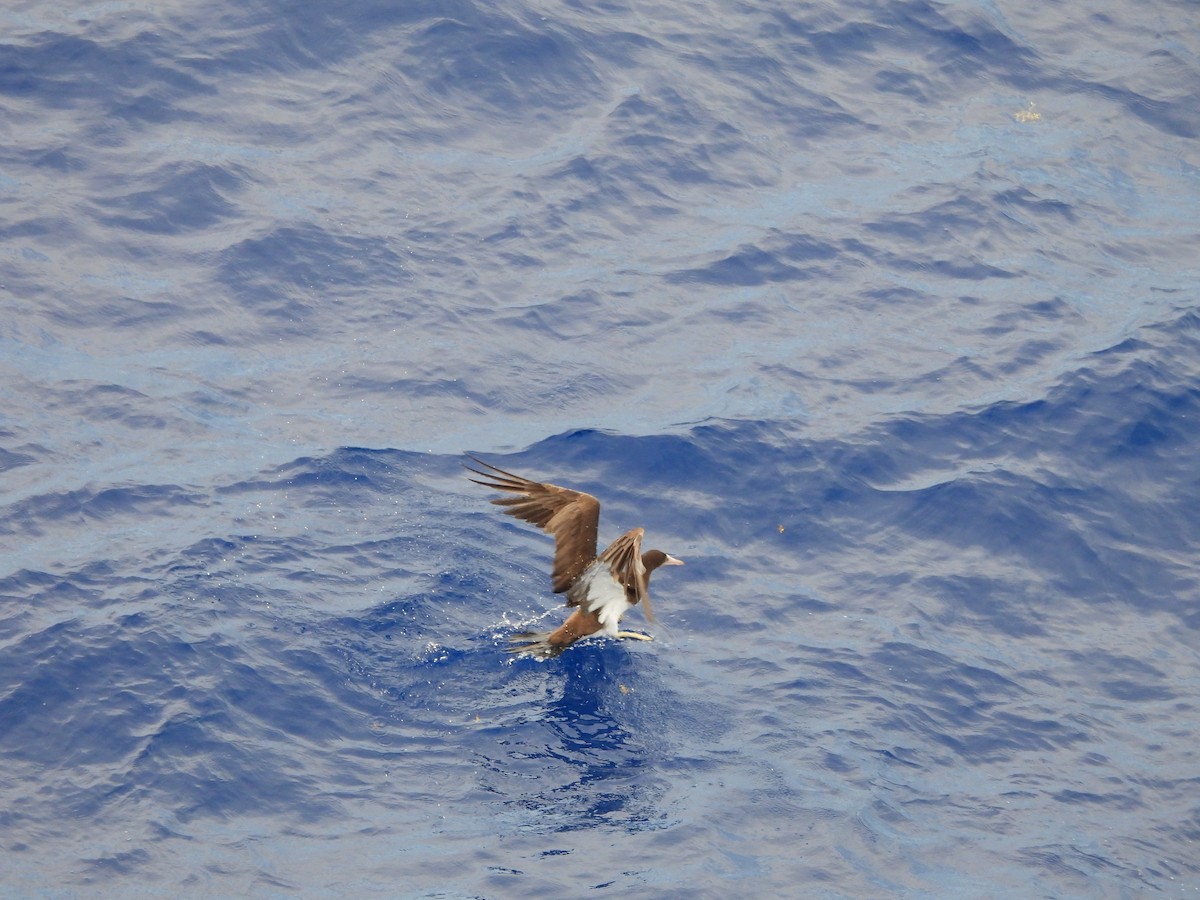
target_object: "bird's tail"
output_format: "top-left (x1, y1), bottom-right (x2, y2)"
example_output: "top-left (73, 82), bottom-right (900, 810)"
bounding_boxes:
top-left (506, 631), bottom-right (564, 659)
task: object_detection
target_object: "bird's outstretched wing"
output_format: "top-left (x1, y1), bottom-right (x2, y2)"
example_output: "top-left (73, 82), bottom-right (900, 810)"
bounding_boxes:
top-left (465, 456), bottom-right (600, 594)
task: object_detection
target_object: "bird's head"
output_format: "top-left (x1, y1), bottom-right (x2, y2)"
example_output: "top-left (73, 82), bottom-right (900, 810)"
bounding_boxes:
top-left (642, 550), bottom-right (684, 573)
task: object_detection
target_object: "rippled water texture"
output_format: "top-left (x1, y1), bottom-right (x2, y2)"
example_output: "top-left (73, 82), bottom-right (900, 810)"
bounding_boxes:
top-left (2, 0), bottom-right (1198, 896)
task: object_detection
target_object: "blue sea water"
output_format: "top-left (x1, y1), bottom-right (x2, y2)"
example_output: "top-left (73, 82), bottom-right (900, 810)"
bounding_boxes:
top-left (2, 0), bottom-right (1199, 895)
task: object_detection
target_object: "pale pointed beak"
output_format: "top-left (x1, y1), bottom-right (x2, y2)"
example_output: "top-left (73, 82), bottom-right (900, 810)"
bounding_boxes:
top-left (663, 554), bottom-right (684, 566)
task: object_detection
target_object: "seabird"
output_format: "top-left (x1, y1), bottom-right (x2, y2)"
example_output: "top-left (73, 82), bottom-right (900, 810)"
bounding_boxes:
top-left (465, 456), bottom-right (683, 658)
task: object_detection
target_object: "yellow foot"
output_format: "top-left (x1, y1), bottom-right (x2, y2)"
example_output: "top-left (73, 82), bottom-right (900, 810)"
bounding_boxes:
top-left (616, 631), bottom-right (653, 641)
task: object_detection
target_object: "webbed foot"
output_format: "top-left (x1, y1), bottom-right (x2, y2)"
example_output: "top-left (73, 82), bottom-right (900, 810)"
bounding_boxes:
top-left (615, 631), bottom-right (653, 642)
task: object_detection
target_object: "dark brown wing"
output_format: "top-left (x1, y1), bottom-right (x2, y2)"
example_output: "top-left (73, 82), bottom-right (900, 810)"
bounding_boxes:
top-left (596, 528), bottom-right (654, 623)
top-left (465, 456), bottom-right (600, 593)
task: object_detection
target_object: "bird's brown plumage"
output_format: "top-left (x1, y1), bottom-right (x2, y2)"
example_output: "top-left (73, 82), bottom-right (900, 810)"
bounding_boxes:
top-left (466, 456), bottom-right (682, 657)
top-left (464, 456), bottom-right (600, 594)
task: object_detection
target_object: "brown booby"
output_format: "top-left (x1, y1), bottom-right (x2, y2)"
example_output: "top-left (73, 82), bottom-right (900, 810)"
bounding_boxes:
top-left (465, 456), bottom-right (683, 658)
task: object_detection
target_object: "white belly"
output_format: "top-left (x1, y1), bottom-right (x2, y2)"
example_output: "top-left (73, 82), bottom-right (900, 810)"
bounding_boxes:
top-left (571, 564), bottom-right (632, 635)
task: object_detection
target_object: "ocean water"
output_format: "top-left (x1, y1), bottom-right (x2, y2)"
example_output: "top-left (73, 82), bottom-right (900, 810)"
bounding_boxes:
top-left (2, 0), bottom-right (1198, 896)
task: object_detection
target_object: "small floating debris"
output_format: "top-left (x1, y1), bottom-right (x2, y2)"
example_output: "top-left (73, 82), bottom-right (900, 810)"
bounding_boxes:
top-left (1013, 101), bottom-right (1042, 124)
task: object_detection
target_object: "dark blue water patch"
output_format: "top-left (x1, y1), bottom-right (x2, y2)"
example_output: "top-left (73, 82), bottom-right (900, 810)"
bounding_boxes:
top-left (125, 710), bottom-right (338, 824)
top-left (269, 447), bottom-right (400, 491)
top-left (219, 641), bottom-right (363, 747)
top-left (910, 4), bottom-right (1035, 81)
top-left (467, 647), bottom-right (680, 834)
top-left (673, 228), bottom-right (865, 287)
top-left (0, 31), bottom-right (210, 116)
top-left (0, 445), bottom-right (38, 472)
top-left (494, 290), bottom-right (650, 337)
top-left (912, 573), bottom-right (1050, 638)
top-left (34, 146), bottom-right (78, 177)
top-left (197, 3), bottom-right (419, 76)
top-left (409, 16), bottom-right (600, 110)
top-left (1084, 79), bottom-right (1200, 139)
top-left (92, 162), bottom-right (242, 234)
top-left (862, 643), bottom-right (1091, 765)
top-left (982, 295), bottom-right (1085, 337)
top-left (341, 370), bottom-right (527, 415)
top-left (769, 2), bottom-right (1038, 96)
top-left (0, 611), bottom-right (387, 829)
top-left (168, 534), bottom-right (252, 568)
top-left (866, 194), bottom-right (1003, 246)
top-left (217, 447), bottom-right (435, 501)
top-left (215, 224), bottom-right (410, 320)
top-left (666, 240), bottom-right (827, 287)
top-left (606, 93), bottom-right (722, 187)
top-left (1063, 648), bottom-right (1178, 704)
top-left (2, 483), bottom-right (204, 537)
top-left (995, 186), bottom-right (1078, 225)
